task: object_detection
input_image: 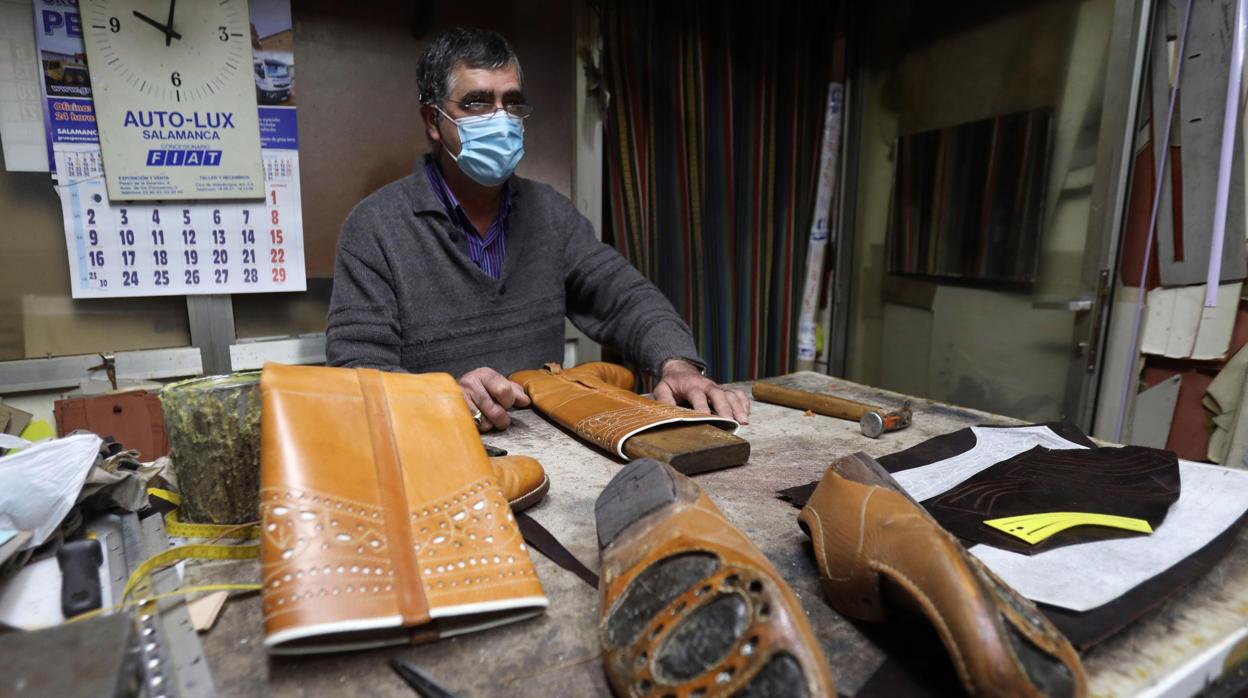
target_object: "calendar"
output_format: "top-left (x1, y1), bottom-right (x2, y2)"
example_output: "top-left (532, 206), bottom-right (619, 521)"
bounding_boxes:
top-left (56, 145), bottom-right (306, 297)
top-left (33, 0), bottom-right (303, 298)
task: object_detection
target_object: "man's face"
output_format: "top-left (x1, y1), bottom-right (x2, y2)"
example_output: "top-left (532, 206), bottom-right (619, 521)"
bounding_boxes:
top-left (423, 62), bottom-right (524, 159)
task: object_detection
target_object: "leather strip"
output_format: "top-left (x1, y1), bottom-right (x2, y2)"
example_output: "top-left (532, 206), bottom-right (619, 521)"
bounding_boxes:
top-left (515, 512), bottom-right (599, 588)
top-left (357, 369), bottom-right (430, 626)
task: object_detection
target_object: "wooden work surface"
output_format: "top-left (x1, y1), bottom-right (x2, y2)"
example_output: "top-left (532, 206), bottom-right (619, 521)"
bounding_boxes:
top-left (191, 372), bottom-right (1248, 696)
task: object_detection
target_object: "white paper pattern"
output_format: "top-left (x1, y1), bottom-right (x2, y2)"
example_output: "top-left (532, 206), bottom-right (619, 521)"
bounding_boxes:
top-left (970, 460), bottom-right (1248, 611)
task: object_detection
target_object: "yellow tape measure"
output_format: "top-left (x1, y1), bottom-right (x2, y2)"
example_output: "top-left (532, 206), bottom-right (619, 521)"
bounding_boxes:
top-left (122, 542), bottom-right (259, 601)
top-left (120, 487), bottom-right (264, 602)
top-left (148, 487), bottom-right (260, 540)
top-left (984, 511), bottom-right (1154, 545)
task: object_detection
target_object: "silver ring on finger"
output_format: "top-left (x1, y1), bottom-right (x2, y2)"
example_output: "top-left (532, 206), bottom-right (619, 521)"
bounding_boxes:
top-left (472, 410), bottom-right (484, 427)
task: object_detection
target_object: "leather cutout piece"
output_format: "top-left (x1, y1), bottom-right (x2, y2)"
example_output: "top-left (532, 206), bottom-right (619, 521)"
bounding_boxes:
top-left (925, 445), bottom-right (1180, 554)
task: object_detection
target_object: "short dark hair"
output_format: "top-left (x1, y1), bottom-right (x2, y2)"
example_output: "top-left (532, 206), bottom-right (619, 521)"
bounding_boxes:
top-left (417, 27), bottom-right (523, 105)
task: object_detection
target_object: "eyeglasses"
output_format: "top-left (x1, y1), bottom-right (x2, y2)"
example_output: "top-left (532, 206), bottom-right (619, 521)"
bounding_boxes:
top-left (445, 99), bottom-right (534, 119)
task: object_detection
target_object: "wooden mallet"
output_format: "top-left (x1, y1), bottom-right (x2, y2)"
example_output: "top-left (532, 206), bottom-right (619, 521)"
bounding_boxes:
top-left (751, 382), bottom-right (912, 438)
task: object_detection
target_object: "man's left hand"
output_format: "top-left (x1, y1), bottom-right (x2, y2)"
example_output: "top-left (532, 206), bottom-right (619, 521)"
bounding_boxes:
top-left (653, 359), bottom-right (750, 424)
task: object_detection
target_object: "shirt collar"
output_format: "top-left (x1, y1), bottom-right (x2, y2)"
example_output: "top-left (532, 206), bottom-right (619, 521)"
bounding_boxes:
top-left (413, 154), bottom-right (515, 221)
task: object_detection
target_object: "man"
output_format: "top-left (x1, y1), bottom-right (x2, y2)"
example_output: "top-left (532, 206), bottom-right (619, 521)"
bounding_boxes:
top-left (326, 27), bottom-right (749, 433)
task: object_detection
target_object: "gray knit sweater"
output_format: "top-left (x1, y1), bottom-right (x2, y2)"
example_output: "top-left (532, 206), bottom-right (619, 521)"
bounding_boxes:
top-left (326, 160), bottom-right (703, 378)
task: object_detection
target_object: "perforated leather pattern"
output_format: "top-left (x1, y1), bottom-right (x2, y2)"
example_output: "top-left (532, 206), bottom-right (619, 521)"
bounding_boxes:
top-left (261, 485), bottom-right (396, 622)
top-left (410, 478), bottom-right (540, 602)
top-left (260, 478), bottom-right (541, 622)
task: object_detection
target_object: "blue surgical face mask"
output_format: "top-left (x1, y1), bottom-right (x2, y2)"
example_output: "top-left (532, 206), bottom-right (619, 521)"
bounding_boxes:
top-left (437, 108), bottom-right (525, 186)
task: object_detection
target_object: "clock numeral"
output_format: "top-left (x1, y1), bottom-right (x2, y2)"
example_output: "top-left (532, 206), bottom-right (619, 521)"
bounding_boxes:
top-left (171, 72), bottom-right (182, 87)
top-left (109, 17), bottom-right (120, 33)
top-left (219, 26), bottom-right (229, 41)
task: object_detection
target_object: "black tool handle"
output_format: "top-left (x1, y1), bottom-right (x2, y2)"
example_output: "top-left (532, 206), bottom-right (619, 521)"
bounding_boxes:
top-left (57, 539), bottom-right (103, 619)
top-left (390, 658), bottom-right (459, 698)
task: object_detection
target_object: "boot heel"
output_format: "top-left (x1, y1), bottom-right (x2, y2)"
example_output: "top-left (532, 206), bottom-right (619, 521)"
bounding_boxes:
top-left (595, 458), bottom-right (677, 550)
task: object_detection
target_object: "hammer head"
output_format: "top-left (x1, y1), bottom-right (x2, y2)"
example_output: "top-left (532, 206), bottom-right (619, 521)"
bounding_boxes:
top-left (859, 405), bottom-right (913, 438)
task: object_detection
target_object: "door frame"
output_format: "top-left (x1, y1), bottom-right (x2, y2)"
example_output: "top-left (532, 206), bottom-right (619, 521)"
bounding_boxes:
top-left (1065, 0), bottom-right (1154, 430)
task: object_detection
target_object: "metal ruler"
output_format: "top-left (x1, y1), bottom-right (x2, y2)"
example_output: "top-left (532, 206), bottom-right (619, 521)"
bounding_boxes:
top-left (93, 512), bottom-right (217, 698)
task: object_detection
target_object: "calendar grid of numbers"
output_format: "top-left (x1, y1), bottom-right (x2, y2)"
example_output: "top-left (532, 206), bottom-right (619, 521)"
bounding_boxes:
top-left (56, 146), bottom-right (307, 298)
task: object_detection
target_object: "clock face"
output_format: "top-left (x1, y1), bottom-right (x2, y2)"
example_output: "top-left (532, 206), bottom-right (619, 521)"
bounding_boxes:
top-left (84, 0), bottom-right (251, 104)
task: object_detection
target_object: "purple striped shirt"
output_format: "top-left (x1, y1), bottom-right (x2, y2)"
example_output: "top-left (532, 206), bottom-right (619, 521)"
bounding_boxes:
top-left (424, 158), bottom-right (511, 280)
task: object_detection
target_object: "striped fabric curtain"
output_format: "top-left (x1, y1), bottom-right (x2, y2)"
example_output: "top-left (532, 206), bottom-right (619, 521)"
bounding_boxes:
top-left (601, 0), bottom-right (838, 382)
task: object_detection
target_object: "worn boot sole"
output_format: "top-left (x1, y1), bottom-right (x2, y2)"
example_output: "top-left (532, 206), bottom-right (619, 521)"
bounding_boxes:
top-left (596, 459), bottom-right (817, 697)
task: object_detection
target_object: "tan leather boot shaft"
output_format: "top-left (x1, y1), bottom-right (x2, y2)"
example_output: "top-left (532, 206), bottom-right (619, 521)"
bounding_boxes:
top-left (510, 362), bottom-right (737, 459)
top-left (489, 455), bottom-right (549, 512)
top-left (559, 361), bottom-right (636, 389)
top-left (799, 468), bottom-right (1086, 698)
top-left (258, 363), bottom-right (547, 653)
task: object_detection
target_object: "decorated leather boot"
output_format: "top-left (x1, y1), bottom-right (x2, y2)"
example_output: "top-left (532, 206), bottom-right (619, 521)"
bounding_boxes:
top-left (510, 362), bottom-right (738, 461)
top-left (595, 458), bottom-right (836, 697)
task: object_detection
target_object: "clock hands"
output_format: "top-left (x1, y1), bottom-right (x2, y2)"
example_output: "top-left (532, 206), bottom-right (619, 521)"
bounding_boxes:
top-left (131, 6), bottom-right (182, 45)
top-left (164, 0), bottom-right (177, 47)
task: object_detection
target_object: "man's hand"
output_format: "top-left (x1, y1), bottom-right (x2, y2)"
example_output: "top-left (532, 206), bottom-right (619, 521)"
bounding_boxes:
top-left (459, 367), bottom-right (532, 433)
top-left (652, 359), bottom-right (750, 424)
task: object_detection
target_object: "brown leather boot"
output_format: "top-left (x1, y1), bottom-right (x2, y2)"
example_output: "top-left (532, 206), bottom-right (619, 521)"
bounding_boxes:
top-left (798, 452), bottom-right (1086, 698)
top-left (511, 363), bottom-right (737, 460)
top-left (595, 458), bottom-right (836, 697)
top-left (489, 455), bottom-right (549, 513)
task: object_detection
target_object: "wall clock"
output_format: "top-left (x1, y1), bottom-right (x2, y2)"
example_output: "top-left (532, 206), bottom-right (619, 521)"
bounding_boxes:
top-left (82, 0), bottom-right (265, 200)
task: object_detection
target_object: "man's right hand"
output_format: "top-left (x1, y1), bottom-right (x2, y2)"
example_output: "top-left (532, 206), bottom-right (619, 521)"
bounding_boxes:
top-left (459, 367), bottom-right (532, 433)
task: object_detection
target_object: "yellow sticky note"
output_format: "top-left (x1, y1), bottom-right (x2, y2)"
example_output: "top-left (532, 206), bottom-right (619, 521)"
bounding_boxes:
top-left (984, 512), bottom-right (1154, 546)
top-left (18, 419), bottom-right (54, 443)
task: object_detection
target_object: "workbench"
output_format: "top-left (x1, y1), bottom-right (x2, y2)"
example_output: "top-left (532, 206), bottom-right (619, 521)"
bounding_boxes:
top-left (191, 372), bottom-right (1248, 696)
